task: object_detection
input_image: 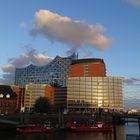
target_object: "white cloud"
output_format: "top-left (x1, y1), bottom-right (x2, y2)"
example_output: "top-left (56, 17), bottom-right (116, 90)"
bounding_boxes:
top-left (31, 53), bottom-right (52, 66)
top-left (0, 47), bottom-right (52, 85)
top-left (2, 64), bottom-right (15, 73)
top-left (128, 0), bottom-right (140, 7)
top-left (30, 9), bottom-right (111, 53)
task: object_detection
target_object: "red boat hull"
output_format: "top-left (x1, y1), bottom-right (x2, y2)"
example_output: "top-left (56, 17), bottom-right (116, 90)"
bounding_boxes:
top-left (16, 126), bottom-right (54, 133)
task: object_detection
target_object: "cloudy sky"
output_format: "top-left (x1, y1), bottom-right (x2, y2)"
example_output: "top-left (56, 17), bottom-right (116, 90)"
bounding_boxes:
top-left (0, 0), bottom-right (140, 109)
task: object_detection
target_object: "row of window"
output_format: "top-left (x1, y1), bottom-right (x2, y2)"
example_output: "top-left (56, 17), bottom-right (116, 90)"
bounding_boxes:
top-left (68, 95), bottom-right (122, 98)
top-left (68, 98), bottom-right (123, 100)
top-left (68, 92), bottom-right (123, 95)
top-left (67, 90), bottom-right (122, 93)
top-left (0, 94), bottom-right (11, 98)
top-left (68, 77), bottom-right (123, 80)
top-left (67, 104), bottom-right (123, 108)
top-left (67, 103), bottom-right (123, 106)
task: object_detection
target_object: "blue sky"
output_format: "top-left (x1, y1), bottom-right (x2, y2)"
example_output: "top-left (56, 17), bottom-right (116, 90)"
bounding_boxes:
top-left (0, 0), bottom-right (140, 109)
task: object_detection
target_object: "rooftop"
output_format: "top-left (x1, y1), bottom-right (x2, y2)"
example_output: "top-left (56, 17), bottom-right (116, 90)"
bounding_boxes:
top-left (72, 58), bottom-right (105, 65)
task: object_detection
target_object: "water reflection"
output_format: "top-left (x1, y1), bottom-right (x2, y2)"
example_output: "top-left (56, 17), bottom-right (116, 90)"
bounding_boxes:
top-left (0, 124), bottom-right (139, 140)
top-left (125, 123), bottom-right (139, 135)
top-left (16, 133), bottom-right (52, 140)
top-left (116, 125), bottom-right (125, 140)
top-left (15, 132), bottom-right (113, 140)
top-left (67, 132), bottom-right (112, 140)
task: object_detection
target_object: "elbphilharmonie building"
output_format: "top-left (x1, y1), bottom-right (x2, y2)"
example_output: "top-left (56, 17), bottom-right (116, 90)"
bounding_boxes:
top-left (15, 53), bottom-right (77, 88)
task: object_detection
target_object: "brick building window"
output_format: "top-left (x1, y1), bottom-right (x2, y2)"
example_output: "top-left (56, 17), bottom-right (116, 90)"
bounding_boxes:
top-left (0, 94), bottom-right (4, 98)
top-left (6, 94), bottom-right (10, 98)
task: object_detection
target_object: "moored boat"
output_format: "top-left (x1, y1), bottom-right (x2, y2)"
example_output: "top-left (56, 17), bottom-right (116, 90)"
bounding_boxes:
top-left (69, 121), bottom-right (112, 132)
top-left (16, 125), bottom-right (54, 133)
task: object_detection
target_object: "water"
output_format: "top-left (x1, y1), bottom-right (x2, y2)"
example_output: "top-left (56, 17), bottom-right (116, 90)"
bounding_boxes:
top-left (0, 124), bottom-right (139, 140)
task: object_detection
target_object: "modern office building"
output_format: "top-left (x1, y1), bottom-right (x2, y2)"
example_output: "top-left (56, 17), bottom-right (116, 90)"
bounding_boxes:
top-left (15, 53), bottom-right (77, 88)
top-left (24, 83), bottom-right (67, 111)
top-left (67, 77), bottom-right (123, 111)
top-left (67, 58), bottom-right (123, 111)
top-left (24, 84), bottom-right (53, 111)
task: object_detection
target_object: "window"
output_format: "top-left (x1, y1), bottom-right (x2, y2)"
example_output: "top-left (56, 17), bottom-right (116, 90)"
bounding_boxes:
top-left (0, 94), bottom-right (4, 98)
top-left (6, 94), bottom-right (10, 98)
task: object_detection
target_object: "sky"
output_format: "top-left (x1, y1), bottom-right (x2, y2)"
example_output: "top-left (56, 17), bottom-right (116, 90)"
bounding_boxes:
top-left (0, 0), bottom-right (140, 109)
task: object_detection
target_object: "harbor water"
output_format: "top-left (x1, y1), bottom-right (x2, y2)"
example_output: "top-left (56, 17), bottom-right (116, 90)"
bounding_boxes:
top-left (0, 123), bottom-right (139, 140)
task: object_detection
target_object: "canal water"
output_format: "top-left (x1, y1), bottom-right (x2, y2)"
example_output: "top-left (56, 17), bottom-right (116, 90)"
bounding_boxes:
top-left (0, 123), bottom-right (139, 140)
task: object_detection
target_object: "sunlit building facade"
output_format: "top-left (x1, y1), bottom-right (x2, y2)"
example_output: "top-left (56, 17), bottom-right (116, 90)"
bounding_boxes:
top-left (67, 77), bottom-right (123, 111)
top-left (15, 53), bottom-right (77, 88)
top-left (24, 84), bottom-right (53, 111)
top-left (24, 83), bottom-right (67, 111)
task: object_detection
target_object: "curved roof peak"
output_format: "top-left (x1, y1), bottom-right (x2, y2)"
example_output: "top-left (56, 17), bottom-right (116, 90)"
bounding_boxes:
top-left (15, 53), bottom-right (77, 70)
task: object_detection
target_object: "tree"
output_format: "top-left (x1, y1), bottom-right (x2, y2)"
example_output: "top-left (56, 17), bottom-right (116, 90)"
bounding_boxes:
top-left (34, 97), bottom-right (51, 113)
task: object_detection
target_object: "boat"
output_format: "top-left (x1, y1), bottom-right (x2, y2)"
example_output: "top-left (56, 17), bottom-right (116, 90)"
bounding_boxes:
top-left (69, 121), bottom-right (112, 132)
top-left (16, 124), bottom-right (54, 133)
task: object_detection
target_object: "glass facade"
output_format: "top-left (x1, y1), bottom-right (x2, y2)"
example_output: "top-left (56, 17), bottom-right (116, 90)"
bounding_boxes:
top-left (24, 84), bottom-right (47, 111)
top-left (67, 77), bottom-right (123, 110)
top-left (15, 54), bottom-right (77, 88)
